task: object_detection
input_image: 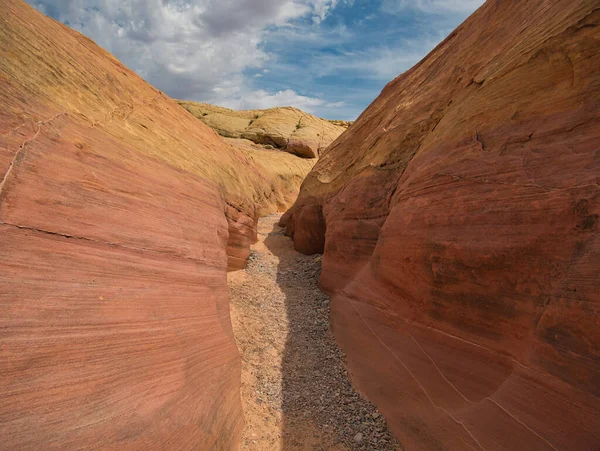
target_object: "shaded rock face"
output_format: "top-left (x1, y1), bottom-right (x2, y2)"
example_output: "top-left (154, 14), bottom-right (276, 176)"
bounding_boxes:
top-left (0, 0), bottom-right (307, 448)
top-left (177, 101), bottom-right (349, 158)
top-left (285, 1), bottom-right (600, 449)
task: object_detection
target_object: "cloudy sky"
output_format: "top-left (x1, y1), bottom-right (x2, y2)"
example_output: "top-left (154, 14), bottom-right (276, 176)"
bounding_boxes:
top-left (28, 0), bottom-right (484, 120)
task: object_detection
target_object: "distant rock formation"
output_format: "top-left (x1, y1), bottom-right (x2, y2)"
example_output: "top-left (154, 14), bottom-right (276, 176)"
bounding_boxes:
top-left (177, 101), bottom-right (349, 158)
top-left (0, 0), bottom-right (310, 448)
top-left (284, 0), bottom-right (600, 449)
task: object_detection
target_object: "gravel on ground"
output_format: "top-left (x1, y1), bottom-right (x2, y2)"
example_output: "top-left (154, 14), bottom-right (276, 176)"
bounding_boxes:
top-left (228, 214), bottom-right (402, 450)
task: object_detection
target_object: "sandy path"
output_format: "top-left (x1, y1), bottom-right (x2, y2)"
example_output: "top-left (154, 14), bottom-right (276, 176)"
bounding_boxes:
top-left (228, 214), bottom-right (401, 450)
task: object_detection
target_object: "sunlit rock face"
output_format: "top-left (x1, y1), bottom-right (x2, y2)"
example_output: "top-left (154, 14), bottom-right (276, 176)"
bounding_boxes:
top-left (0, 0), bottom-right (316, 448)
top-left (178, 100), bottom-right (350, 158)
top-left (285, 0), bottom-right (600, 448)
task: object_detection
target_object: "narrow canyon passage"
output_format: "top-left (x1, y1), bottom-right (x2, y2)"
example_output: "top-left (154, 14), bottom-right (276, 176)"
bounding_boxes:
top-left (228, 215), bottom-right (401, 450)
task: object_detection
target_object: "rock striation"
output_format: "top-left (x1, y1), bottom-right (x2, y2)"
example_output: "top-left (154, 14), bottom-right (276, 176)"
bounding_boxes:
top-left (0, 0), bottom-right (305, 448)
top-left (284, 0), bottom-right (600, 449)
top-left (177, 101), bottom-right (349, 158)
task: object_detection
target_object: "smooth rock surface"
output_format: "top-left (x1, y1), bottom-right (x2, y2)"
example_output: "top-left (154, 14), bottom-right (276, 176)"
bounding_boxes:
top-left (0, 0), bottom-right (308, 448)
top-left (285, 1), bottom-right (600, 449)
top-left (224, 137), bottom-right (316, 214)
top-left (178, 101), bottom-right (350, 158)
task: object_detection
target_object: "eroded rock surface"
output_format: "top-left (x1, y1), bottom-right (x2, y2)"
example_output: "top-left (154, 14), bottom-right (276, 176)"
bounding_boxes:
top-left (0, 0), bottom-right (306, 448)
top-left (285, 1), bottom-right (600, 449)
top-left (178, 101), bottom-right (350, 158)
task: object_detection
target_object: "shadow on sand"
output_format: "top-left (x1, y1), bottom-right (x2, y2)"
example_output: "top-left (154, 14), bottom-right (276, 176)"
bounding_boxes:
top-left (263, 220), bottom-right (399, 450)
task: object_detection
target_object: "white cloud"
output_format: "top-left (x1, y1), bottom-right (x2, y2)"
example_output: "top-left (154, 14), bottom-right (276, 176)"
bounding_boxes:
top-left (311, 0), bottom-right (338, 23)
top-left (382, 0), bottom-right (485, 14)
top-left (263, 31), bottom-right (441, 84)
top-left (28, 0), bottom-right (482, 119)
top-left (209, 80), bottom-right (341, 113)
top-left (29, 0), bottom-right (340, 106)
top-left (310, 41), bottom-right (440, 81)
top-left (224, 89), bottom-right (326, 111)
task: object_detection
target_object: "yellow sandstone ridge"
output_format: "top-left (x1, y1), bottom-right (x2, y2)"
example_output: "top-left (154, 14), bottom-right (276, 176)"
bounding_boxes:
top-left (177, 101), bottom-right (350, 158)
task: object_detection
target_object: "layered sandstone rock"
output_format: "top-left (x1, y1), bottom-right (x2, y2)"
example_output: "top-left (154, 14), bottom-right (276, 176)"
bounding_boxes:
top-left (177, 101), bottom-right (349, 158)
top-left (225, 137), bottom-right (316, 210)
top-left (285, 0), bottom-right (600, 449)
top-left (0, 0), bottom-right (303, 447)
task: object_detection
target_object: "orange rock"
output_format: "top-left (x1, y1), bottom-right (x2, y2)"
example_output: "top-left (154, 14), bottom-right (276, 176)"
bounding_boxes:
top-left (285, 0), bottom-right (600, 449)
top-left (0, 0), bottom-right (306, 448)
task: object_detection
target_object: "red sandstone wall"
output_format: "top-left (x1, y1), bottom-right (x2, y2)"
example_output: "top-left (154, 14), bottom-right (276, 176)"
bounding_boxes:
top-left (0, 0), bottom-right (274, 447)
top-left (286, 1), bottom-right (600, 448)
top-left (0, 116), bottom-right (244, 449)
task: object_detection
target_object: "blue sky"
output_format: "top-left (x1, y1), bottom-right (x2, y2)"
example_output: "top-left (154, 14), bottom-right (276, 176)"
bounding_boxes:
top-left (28, 0), bottom-right (484, 120)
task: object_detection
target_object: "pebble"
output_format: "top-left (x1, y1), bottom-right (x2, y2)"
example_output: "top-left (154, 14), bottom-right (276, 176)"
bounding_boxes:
top-left (354, 432), bottom-right (364, 444)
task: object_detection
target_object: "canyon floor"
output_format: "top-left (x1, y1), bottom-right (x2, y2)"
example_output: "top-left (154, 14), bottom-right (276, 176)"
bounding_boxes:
top-left (228, 215), bottom-right (401, 450)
